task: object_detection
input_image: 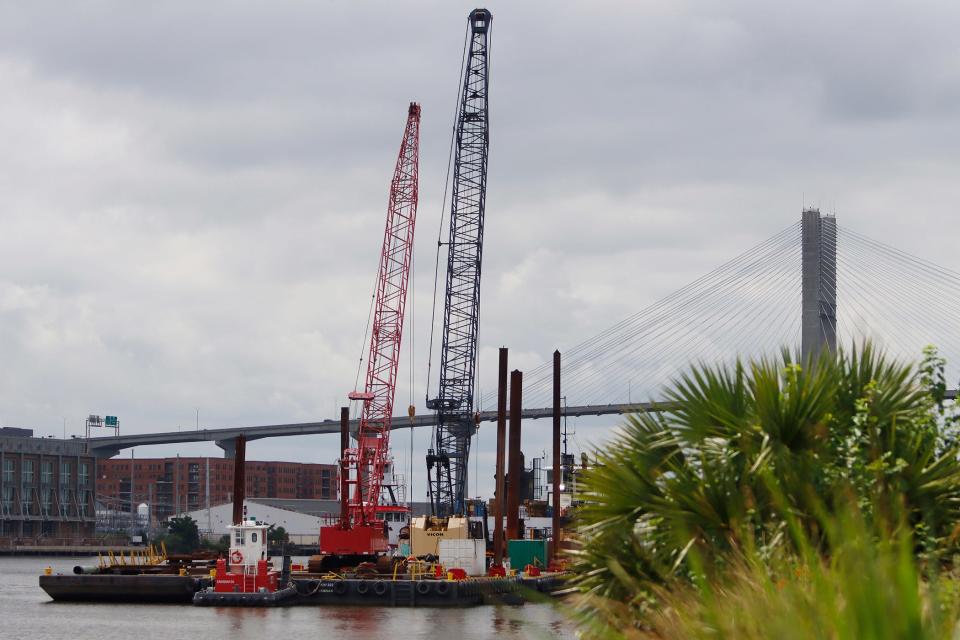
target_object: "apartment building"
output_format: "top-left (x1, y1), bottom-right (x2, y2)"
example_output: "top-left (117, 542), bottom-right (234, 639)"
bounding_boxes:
top-left (0, 428), bottom-right (96, 539)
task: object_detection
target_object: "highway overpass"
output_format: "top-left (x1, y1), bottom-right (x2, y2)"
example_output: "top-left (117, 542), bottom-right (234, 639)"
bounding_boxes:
top-left (82, 401), bottom-right (673, 458)
top-left (84, 387), bottom-right (958, 458)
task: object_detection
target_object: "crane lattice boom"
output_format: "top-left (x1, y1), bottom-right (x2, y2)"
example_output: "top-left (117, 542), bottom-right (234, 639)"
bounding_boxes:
top-left (321, 102), bottom-right (420, 556)
top-left (427, 8), bottom-right (492, 517)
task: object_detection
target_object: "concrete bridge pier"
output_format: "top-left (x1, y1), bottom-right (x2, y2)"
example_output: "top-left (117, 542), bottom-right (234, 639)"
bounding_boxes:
top-left (216, 438), bottom-right (240, 458)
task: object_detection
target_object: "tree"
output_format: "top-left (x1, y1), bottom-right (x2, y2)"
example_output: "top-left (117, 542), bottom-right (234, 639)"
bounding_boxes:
top-left (571, 343), bottom-right (960, 633)
top-left (268, 526), bottom-right (288, 545)
top-left (162, 515), bottom-right (200, 554)
top-left (201, 534), bottom-right (230, 554)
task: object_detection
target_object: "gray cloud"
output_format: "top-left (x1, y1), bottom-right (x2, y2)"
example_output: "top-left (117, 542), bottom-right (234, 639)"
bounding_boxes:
top-left (0, 1), bottom-right (957, 499)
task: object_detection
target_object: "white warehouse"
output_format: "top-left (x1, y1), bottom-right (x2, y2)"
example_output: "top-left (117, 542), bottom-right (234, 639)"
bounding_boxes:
top-left (181, 499), bottom-right (325, 545)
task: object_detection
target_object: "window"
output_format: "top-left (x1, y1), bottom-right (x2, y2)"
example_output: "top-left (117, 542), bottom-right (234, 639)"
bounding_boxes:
top-left (2, 459), bottom-right (13, 483)
top-left (41, 488), bottom-right (53, 515)
top-left (59, 490), bottom-right (70, 516)
top-left (251, 532), bottom-right (258, 543)
top-left (22, 460), bottom-right (34, 484)
top-left (21, 491), bottom-right (32, 516)
top-left (78, 491), bottom-right (89, 517)
top-left (60, 462), bottom-right (71, 486)
top-left (234, 530), bottom-right (244, 546)
top-left (79, 463), bottom-right (89, 486)
top-left (41, 461), bottom-right (53, 484)
top-left (2, 486), bottom-right (13, 513)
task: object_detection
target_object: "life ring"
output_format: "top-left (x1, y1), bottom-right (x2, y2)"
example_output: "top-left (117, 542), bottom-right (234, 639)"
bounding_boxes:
top-left (356, 580), bottom-right (370, 595)
top-left (230, 550), bottom-right (244, 564)
top-left (434, 581), bottom-right (449, 596)
top-left (373, 580), bottom-right (388, 596)
top-left (415, 581), bottom-right (431, 595)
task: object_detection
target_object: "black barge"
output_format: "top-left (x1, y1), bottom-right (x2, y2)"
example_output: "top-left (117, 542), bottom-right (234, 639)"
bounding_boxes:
top-left (40, 574), bottom-right (211, 603)
top-left (290, 575), bottom-right (523, 607)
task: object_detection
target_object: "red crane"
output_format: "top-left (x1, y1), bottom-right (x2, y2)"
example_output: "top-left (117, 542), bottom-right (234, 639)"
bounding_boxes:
top-left (319, 103), bottom-right (421, 558)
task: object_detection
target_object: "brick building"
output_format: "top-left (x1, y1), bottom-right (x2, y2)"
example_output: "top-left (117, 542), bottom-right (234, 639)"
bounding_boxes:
top-left (98, 457), bottom-right (337, 522)
top-left (0, 428), bottom-right (97, 539)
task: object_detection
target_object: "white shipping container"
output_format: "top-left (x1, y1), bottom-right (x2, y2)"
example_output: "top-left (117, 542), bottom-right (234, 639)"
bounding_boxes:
top-left (438, 539), bottom-right (486, 576)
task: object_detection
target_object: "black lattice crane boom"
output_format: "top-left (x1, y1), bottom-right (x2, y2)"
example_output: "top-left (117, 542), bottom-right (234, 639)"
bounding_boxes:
top-left (426, 8), bottom-right (492, 517)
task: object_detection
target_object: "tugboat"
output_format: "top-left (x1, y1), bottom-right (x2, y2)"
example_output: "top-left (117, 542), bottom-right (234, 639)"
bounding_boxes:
top-left (193, 516), bottom-right (297, 607)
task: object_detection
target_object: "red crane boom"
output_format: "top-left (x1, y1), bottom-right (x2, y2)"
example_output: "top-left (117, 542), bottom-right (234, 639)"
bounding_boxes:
top-left (320, 102), bottom-right (421, 557)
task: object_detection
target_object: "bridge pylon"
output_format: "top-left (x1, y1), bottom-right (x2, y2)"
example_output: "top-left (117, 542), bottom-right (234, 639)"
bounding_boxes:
top-left (801, 208), bottom-right (837, 362)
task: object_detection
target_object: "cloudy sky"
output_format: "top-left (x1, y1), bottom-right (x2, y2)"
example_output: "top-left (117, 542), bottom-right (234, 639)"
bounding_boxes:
top-left (1, 1), bottom-right (958, 500)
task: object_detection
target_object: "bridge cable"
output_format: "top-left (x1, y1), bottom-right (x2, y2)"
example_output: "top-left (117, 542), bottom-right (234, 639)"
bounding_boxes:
top-left (479, 221), bottom-right (802, 408)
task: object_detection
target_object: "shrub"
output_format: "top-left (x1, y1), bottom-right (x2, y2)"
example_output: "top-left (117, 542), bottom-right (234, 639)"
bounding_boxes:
top-left (571, 344), bottom-right (960, 636)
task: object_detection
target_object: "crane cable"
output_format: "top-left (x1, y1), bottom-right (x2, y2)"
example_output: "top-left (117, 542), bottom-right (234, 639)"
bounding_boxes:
top-left (467, 19), bottom-right (492, 504)
top-left (352, 252), bottom-right (379, 421)
top-left (408, 212), bottom-right (416, 505)
top-left (424, 20), bottom-right (471, 452)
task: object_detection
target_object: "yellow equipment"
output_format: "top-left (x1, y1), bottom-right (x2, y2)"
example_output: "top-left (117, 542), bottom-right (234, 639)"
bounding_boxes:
top-left (409, 515), bottom-right (470, 557)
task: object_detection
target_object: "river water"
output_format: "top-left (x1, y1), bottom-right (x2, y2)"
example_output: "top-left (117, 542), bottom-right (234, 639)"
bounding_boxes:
top-left (2, 556), bottom-right (577, 640)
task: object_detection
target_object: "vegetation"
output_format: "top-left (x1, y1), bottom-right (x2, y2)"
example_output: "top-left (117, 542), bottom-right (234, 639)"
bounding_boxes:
top-left (571, 343), bottom-right (960, 638)
top-left (633, 505), bottom-right (960, 640)
top-left (207, 534), bottom-right (230, 554)
top-left (157, 515), bottom-right (202, 554)
top-left (153, 520), bottom-right (286, 556)
top-left (268, 526), bottom-right (288, 545)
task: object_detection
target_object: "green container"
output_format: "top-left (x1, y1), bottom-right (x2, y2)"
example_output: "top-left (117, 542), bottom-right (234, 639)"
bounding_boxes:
top-left (508, 539), bottom-right (549, 569)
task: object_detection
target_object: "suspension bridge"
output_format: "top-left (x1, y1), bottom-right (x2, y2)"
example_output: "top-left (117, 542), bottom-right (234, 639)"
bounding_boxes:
top-left (86, 209), bottom-right (960, 458)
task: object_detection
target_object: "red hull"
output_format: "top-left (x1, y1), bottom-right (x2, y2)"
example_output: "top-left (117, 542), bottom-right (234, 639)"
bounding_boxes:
top-left (213, 558), bottom-right (279, 593)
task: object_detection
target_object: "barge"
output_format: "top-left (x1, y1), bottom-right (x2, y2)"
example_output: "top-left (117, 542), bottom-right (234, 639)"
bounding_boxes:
top-left (39, 514), bottom-right (569, 607)
top-left (41, 570), bottom-right (560, 607)
top-left (291, 574), bottom-right (524, 607)
top-left (40, 573), bottom-right (210, 603)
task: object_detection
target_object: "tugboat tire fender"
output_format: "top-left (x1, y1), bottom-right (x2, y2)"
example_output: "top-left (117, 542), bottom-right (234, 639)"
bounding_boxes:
top-left (356, 580), bottom-right (370, 595)
top-left (373, 581), bottom-right (388, 596)
top-left (434, 581), bottom-right (450, 596)
top-left (333, 581), bottom-right (348, 595)
top-left (416, 581), bottom-right (431, 595)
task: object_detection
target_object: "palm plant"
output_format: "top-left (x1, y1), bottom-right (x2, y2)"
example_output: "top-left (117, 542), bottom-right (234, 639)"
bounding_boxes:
top-left (571, 343), bottom-right (960, 635)
top-left (641, 503), bottom-right (960, 640)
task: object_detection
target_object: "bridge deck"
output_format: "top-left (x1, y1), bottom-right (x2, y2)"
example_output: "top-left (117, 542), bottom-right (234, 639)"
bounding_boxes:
top-left (85, 390), bottom-right (957, 458)
top-left (83, 401), bottom-right (671, 457)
